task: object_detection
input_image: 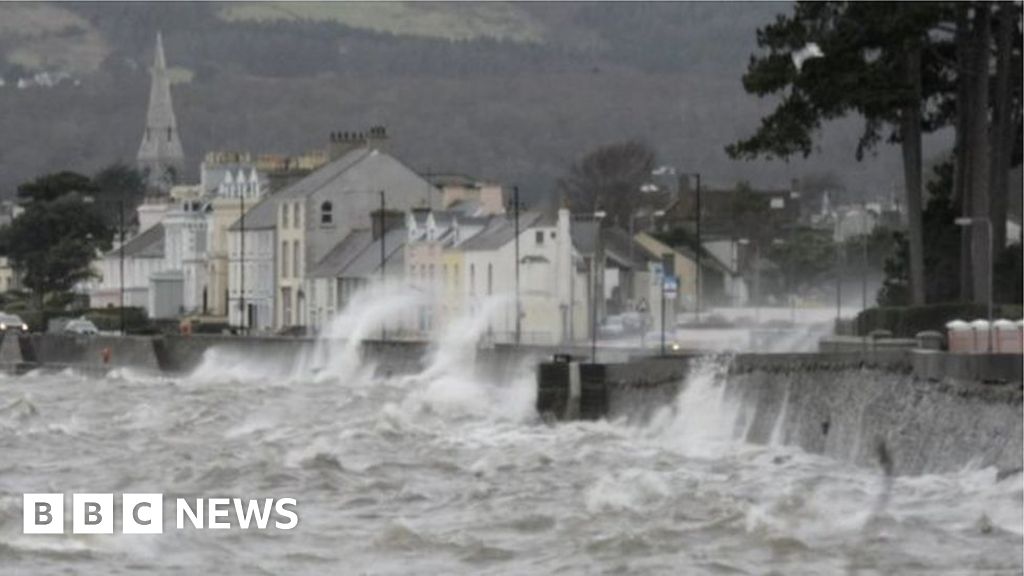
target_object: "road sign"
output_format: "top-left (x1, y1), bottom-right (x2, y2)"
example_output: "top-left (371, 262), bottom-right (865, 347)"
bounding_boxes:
top-left (663, 275), bottom-right (678, 300)
top-left (636, 298), bottom-right (649, 313)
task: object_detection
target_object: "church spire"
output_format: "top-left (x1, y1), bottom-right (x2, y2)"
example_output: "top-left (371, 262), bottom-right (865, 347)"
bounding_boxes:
top-left (137, 31), bottom-right (185, 192)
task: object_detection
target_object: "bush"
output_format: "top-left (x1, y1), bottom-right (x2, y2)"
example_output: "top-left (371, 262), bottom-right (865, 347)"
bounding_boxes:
top-left (856, 303), bottom-right (1024, 337)
top-left (82, 307), bottom-right (149, 333)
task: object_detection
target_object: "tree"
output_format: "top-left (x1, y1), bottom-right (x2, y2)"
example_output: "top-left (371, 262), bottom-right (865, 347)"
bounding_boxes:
top-left (764, 226), bottom-right (837, 295)
top-left (17, 171), bottom-right (98, 204)
top-left (559, 140), bottom-right (657, 229)
top-left (2, 173), bottom-right (113, 310)
top-left (726, 2), bottom-right (951, 306)
top-left (93, 163), bottom-right (148, 231)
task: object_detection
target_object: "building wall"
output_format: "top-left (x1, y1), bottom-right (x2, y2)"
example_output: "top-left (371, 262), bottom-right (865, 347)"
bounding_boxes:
top-left (462, 216), bottom-right (587, 345)
top-left (228, 227), bottom-right (275, 331)
top-left (94, 254), bottom-right (168, 315)
top-left (277, 199), bottom-right (305, 329)
top-left (304, 153), bottom-right (437, 273)
top-left (634, 233), bottom-right (698, 312)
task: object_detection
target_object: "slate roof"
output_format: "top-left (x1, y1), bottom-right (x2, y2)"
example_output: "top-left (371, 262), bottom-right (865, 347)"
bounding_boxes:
top-left (110, 223), bottom-right (165, 259)
top-left (459, 212), bottom-right (543, 252)
top-left (310, 228), bottom-right (406, 279)
top-left (602, 226), bottom-right (660, 269)
top-left (228, 193), bottom-right (278, 231)
top-left (570, 219), bottom-right (599, 256)
top-left (309, 229), bottom-right (373, 278)
top-left (229, 147), bottom-right (438, 232)
top-left (339, 228), bottom-right (406, 278)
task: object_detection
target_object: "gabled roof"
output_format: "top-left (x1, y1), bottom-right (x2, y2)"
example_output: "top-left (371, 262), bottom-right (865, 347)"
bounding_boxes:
top-left (338, 228), bottom-right (406, 278)
top-left (602, 227), bottom-right (660, 269)
top-left (230, 147), bottom-right (438, 232)
top-left (109, 223), bottom-right (165, 259)
top-left (311, 228), bottom-right (406, 279)
top-left (570, 219), bottom-right (599, 256)
top-left (228, 193), bottom-right (278, 231)
top-left (459, 212), bottom-right (544, 252)
top-left (309, 229), bottom-right (373, 278)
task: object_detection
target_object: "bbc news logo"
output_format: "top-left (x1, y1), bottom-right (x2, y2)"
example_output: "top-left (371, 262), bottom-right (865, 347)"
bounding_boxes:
top-left (23, 494), bottom-right (298, 534)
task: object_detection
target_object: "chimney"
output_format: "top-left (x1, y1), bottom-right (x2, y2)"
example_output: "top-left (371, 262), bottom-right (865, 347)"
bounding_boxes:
top-left (328, 126), bottom-right (389, 161)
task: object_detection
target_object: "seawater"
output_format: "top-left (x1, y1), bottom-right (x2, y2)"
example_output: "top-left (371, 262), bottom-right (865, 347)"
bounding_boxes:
top-left (0, 300), bottom-right (1020, 574)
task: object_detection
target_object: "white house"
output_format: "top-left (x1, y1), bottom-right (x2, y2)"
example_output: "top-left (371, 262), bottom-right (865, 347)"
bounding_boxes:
top-left (92, 223), bottom-right (168, 312)
top-left (460, 208), bottom-right (590, 345)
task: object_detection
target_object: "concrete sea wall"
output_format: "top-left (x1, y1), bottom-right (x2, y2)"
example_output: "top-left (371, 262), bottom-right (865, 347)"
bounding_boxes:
top-left (536, 351), bottom-right (1022, 476)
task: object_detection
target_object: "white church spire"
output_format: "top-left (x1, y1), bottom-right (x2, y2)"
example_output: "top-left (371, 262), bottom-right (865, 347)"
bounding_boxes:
top-left (137, 31), bottom-right (185, 193)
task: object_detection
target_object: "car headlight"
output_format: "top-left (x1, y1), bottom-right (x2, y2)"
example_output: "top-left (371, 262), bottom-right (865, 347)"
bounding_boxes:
top-left (671, 343), bottom-right (681, 351)
top-left (1, 323), bottom-right (7, 330)
top-left (21, 324), bottom-right (28, 331)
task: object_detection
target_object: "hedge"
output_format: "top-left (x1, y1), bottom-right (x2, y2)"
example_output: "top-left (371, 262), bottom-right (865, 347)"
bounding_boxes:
top-left (856, 303), bottom-right (1024, 337)
top-left (83, 307), bottom-right (150, 333)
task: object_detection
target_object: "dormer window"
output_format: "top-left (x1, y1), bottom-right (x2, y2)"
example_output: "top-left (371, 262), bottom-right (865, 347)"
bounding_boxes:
top-left (321, 201), bottom-right (333, 224)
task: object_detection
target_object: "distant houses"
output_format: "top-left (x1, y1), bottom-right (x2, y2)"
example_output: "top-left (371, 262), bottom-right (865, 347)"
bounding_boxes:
top-left (63, 33), bottom-right (831, 340)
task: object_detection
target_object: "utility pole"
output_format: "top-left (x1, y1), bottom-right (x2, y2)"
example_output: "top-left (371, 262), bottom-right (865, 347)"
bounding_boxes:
top-left (691, 173), bottom-right (702, 324)
top-left (239, 190), bottom-right (246, 334)
top-left (513, 185), bottom-right (521, 346)
top-left (380, 190), bottom-right (386, 342)
top-left (835, 240), bottom-right (842, 325)
top-left (660, 270), bottom-right (666, 356)
top-left (119, 196), bottom-right (125, 336)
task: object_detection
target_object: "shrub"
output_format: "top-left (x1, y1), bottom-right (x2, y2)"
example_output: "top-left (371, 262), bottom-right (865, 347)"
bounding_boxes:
top-left (82, 307), bottom-right (149, 333)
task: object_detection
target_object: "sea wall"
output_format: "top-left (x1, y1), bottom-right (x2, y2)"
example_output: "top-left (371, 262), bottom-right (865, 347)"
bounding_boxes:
top-left (721, 366), bottom-right (1022, 476)
top-left (536, 351), bottom-right (1022, 476)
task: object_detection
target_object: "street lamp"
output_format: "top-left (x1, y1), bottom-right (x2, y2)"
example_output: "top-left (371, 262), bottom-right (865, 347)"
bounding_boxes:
top-left (379, 190), bottom-right (387, 342)
top-left (955, 216), bottom-right (994, 353)
top-left (738, 238), bottom-right (759, 324)
top-left (239, 189), bottom-right (246, 335)
top-left (590, 210), bottom-right (606, 363)
top-left (683, 173), bottom-right (702, 324)
top-left (508, 186), bottom-right (526, 346)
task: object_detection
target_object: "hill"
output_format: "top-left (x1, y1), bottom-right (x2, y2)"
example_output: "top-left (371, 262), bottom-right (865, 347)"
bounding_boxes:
top-left (0, 2), bottom-right (925, 203)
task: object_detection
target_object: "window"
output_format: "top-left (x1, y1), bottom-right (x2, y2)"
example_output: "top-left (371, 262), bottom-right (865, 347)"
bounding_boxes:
top-left (294, 203), bottom-right (301, 228)
top-left (281, 241), bottom-right (289, 278)
top-left (293, 242), bottom-right (300, 278)
top-left (536, 231), bottom-right (544, 245)
top-left (321, 201), bottom-right (333, 224)
top-left (282, 204), bottom-right (289, 229)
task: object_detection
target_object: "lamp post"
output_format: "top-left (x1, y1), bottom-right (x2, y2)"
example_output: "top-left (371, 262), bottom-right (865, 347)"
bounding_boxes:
top-left (119, 197), bottom-right (126, 336)
top-left (684, 173), bottom-right (702, 324)
top-left (834, 234), bottom-right (843, 325)
top-left (379, 190), bottom-right (387, 342)
top-left (955, 216), bottom-right (994, 353)
top-left (239, 190), bottom-right (246, 334)
top-left (590, 210), bottom-right (606, 363)
top-left (509, 186), bottom-right (524, 346)
top-left (860, 200), bottom-right (869, 316)
top-left (738, 238), bottom-right (758, 324)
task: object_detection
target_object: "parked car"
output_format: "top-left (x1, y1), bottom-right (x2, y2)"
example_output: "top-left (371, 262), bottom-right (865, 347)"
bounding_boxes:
top-left (0, 313), bottom-right (29, 333)
top-left (64, 318), bottom-right (99, 335)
